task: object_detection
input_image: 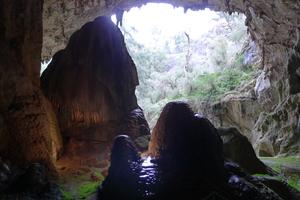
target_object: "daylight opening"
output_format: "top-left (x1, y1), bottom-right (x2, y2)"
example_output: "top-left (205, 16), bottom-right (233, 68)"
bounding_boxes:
top-left (112, 3), bottom-right (260, 128)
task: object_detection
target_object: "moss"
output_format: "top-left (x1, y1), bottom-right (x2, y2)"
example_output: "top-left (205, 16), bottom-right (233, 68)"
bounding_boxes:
top-left (253, 174), bottom-right (300, 192)
top-left (78, 182), bottom-right (101, 199)
top-left (258, 156), bottom-right (300, 192)
top-left (260, 156), bottom-right (300, 169)
top-left (60, 188), bottom-right (73, 200)
top-left (60, 169), bottom-right (105, 199)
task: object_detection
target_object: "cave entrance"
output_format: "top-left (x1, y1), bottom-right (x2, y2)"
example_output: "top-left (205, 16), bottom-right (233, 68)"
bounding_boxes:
top-left (113, 3), bottom-right (260, 130)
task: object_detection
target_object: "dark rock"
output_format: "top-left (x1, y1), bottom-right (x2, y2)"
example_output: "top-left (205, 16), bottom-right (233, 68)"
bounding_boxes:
top-left (257, 176), bottom-right (300, 200)
top-left (41, 16), bottom-right (149, 168)
top-left (218, 127), bottom-right (275, 175)
top-left (148, 102), bottom-right (226, 182)
top-left (0, 160), bottom-right (61, 200)
top-left (98, 102), bottom-right (298, 200)
top-left (97, 135), bottom-right (141, 200)
top-left (122, 108), bottom-right (150, 151)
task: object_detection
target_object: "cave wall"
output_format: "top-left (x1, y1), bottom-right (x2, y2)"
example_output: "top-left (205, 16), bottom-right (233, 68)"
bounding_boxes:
top-left (42, 0), bottom-right (300, 156)
top-left (0, 0), bottom-right (298, 175)
top-left (0, 0), bottom-right (60, 173)
top-left (42, 0), bottom-right (300, 106)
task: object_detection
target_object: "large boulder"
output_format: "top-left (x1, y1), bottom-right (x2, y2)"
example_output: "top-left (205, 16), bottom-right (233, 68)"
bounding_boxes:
top-left (41, 16), bottom-right (149, 167)
top-left (148, 101), bottom-right (226, 182)
top-left (98, 102), bottom-right (299, 200)
top-left (0, 158), bottom-right (61, 199)
top-left (218, 127), bottom-right (274, 175)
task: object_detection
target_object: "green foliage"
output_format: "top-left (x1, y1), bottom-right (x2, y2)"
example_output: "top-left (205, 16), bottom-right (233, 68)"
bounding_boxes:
top-left (60, 188), bottom-right (73, 200)
top-left (78, 182), bottom-right (102, 199)
top-left (260, 156), bottom-right (300, 174)
top-left (258, 156), bottom-right (300, 192)
top-left (188, 67), bottom-right (253, 101)
top-left (60, 170), bottom-right (105, 200)
top-left (253, 174), bottom-right (300, 192)
top-left (121, 12), bottom-right (256, 128)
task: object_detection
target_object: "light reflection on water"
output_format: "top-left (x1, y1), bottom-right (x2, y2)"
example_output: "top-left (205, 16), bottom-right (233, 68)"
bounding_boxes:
top-left (142, 156), bottom-right (153, 167)
top-left (138, 156), bottom-right (158, 198)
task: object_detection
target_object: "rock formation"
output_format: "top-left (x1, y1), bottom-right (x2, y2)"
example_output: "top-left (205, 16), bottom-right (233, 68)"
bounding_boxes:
top-left (0, 158), bottom-right (61, 199)
top-left (41, 16), bottom-right (150, 167)
top-left (0, 0), bottom-right (58, 175)
top-left (0, 1), bottom-right (299, 198)
top-left (218, 127), bottom-right (274, 175)
top-left (42, 0), bottom-right (300, 156)
top-left (98, 102), bottom-right (300, 200)
top-left (148, 102), bottom-right (226, 182)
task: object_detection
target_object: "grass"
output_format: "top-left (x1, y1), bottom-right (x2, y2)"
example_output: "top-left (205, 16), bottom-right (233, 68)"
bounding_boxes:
top-left (257, 156), bottom-right (300, 192)
top-left (60, 169), bottom-right (105, 200)
top-left (260, 156), bottom-right (300, 173)
top-left (78, 182), bottom-right (102, 199)
top-left (60, 189), bottom-right (73, 200)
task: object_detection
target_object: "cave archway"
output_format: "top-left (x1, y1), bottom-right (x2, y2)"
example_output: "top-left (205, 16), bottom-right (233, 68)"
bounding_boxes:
top-left (42, 0), bottom-right (300, 157)
top-left (0, 0), bottom-right (299, 177)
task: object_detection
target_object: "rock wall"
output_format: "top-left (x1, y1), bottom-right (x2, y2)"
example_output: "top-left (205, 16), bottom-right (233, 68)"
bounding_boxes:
top-left (42, 0), bottom-right (300, 157)
top-left (0, 0), bottom-right (298, 178)
top-left (0, 0), bottom-right (58, 174)
top-left (41, 16), bottom-right (149, 167)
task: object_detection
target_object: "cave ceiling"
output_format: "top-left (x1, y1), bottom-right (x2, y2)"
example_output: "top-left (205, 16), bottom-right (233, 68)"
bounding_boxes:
top-left (42, 0), bottom-right (300, 61)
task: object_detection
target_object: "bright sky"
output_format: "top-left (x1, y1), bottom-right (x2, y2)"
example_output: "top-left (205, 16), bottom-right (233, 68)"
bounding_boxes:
top-left (112, 3), bottom-right (222, 47)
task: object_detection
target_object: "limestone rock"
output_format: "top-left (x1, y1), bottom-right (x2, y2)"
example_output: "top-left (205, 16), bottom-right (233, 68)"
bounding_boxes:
top-left (40, 0), bottom-right (300, 158)
top-left (41, 16), bottom-right (149, 167)
top-left (218, 127), bottom-right (274, 175)
top-left (253, 94), bottom-right (300, 156)
top-left (41, 16), bottom-right (139, 132)
top-left (0, 0), bottom-right (57, 174)
top-left (192, 83), bottom-right (262, 141)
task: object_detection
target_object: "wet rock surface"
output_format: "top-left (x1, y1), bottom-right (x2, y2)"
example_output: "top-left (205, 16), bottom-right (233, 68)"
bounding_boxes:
top-left (0, 158), bottom-right (61, 200)
top-left (98, 102), bottom-right (299, 200)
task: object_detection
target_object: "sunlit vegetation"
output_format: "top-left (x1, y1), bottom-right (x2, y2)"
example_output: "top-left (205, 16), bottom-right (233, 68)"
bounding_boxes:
top-left (258, 156), bottom-right (300, 192)
top-left (121, 10), bottom-right (258, 128)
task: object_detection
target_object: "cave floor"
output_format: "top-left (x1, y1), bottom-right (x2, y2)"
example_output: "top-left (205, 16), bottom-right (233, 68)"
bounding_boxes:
top-left (56, 157), bottom-right (107, 200)
top-left (260, 156), bottom-right (300, 191)
top-left (57, 156), bottom-right (300, 199)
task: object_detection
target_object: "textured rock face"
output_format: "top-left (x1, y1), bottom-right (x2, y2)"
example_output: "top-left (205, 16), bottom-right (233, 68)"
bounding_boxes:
top-left (192, 89), bottom-right (261, 140)
top-left (41, 16), bottom-right (138, 132)
top-left (253, 94), bottom-right (300, 156)
top-left (42, 0), bottom-right (300, 156)
top-left (0, 0), bottom-right (58, 174)
top-left (41, 16), bottom-right (149, 167)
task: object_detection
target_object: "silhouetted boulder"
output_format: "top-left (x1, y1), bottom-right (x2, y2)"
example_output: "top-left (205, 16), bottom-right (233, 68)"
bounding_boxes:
top-left (0, 159), bottom-right (61, 199)
top-left (97, 135), bottom-right (141, 200)
top-left (148, 101), bottom-right (226, 182)
top-left (98, 102), bottom-right (299, 200)
top-left (219, 127), bottom-right (275, 175)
